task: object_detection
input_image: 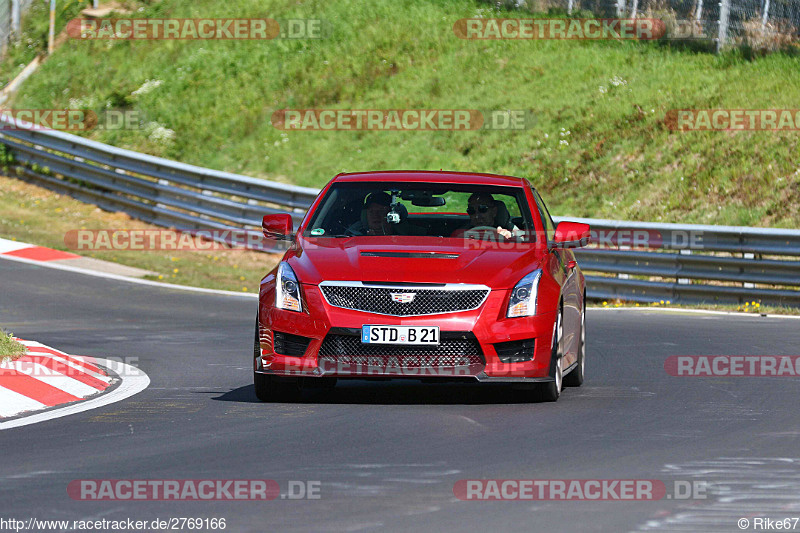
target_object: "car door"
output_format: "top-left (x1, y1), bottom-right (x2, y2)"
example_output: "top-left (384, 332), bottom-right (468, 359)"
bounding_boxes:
top-left (532, 190), bottom-right (580, 368)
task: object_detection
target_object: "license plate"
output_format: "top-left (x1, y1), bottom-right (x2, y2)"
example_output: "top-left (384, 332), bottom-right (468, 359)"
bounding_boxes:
top-left (361, 325), bottom-right (440, 345)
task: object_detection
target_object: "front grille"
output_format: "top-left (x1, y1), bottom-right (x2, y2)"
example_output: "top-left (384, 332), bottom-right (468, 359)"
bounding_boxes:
top-left (273, 331), bottom-right (312, 356)
top-left (494, 338), bottom-right (535, 363)
top-left (319, 333), bottom-right (482, 358)
top-left (317, 331), bottom-right (485, 376)
top-left (319, 283), bottom-right (489, 316)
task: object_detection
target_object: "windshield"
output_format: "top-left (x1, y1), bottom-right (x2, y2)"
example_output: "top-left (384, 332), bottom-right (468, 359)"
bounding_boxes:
top-left (303, 181), bottom-right (537, 242)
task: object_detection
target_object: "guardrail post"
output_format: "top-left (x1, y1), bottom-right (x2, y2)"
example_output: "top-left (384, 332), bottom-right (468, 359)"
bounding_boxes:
top-left (678, 249), bottom-right (691, 285)
top-left (743, 253), bottom-right (755, 288)
top-left (618, 243), bottom-right (630, 280)
top-left (156, 178), bottom-right (170, 212)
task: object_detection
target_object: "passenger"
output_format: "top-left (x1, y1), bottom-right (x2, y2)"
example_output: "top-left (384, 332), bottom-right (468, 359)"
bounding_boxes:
top-left (451, 192), bottom-right (519, 239)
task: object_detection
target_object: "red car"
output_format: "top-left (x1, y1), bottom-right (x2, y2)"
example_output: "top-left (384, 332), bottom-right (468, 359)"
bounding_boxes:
top-left (254, 171), bottom-right (590, 402)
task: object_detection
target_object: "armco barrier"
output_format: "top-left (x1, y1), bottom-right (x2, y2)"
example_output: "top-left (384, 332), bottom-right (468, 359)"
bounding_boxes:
top-left (1, 113), bottom-right (798, 307)
top-left (0, 114), bottom-right (317, 230)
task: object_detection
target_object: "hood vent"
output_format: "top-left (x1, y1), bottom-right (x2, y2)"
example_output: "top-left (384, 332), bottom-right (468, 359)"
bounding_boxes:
top-left (360, 251), bottom-right (460, 259)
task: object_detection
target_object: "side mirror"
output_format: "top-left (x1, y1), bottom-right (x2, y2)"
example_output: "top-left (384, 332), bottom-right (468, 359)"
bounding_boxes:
top-left (262, 214), bottom-right (293, 240)
top-left (552, 221), bottom-right (590, 248)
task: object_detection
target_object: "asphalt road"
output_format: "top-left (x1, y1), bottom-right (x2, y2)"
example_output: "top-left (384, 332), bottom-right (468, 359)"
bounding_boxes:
top-left (2, 258), bottom-right (800, 533)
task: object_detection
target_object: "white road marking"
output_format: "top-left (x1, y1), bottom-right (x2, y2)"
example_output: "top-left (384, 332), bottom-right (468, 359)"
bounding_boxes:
top-left (0, 387), bottom-right (47, 418)
top-left (631, 457), bottom-right (800, 532)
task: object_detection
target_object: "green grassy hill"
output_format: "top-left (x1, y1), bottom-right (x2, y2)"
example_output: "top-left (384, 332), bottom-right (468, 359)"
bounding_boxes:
top-left (8, 0), bottom-right (800, 227)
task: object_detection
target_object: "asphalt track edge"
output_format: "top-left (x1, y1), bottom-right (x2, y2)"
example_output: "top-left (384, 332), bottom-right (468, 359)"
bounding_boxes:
top-left (0, 253), bottom-right (257, 298)
top-left (590, 306), bottom-right (800, 319)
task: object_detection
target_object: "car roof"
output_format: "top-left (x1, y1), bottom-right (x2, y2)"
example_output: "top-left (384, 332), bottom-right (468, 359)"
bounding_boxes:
top-left (333, 170), bottom-right (529, 188)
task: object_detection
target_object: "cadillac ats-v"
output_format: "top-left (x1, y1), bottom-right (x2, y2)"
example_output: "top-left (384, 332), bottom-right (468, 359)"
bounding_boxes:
top-left (254, 171), bottom-right (590, 402)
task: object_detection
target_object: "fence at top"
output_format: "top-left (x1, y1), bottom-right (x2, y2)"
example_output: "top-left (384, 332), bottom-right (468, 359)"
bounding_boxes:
top-left (487, 0), bottom-right (800, 50)
top-left (0, 0), bottom-right (35, 56)
top-left (1, 113), bottom-right (798, 307)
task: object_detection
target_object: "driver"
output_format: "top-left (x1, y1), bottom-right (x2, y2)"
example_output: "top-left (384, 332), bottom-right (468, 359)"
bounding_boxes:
top-left (346, 192), bottom-right (395, 236)
top-left (451, 192), bottom-right (515, 239)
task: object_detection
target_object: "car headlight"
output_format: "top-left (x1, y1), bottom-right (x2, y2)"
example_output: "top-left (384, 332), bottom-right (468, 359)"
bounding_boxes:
top-left (507, 269), bottom-right (542, 318)
top-left (276, 262), bottom-right (302, 312)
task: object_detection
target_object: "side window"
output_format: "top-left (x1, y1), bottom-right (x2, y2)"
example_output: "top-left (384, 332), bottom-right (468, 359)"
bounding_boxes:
top-left (532, 190), bottom-right (556, 243)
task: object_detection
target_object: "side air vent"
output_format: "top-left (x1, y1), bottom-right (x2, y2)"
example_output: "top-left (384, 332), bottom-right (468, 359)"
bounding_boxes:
top-left (494, 339), bottom-right (535, 363)
top-left (273, 331), bottom-right (312, 357)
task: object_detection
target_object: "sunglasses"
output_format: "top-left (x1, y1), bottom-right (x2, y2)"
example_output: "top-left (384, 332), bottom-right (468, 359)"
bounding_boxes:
top-left (467, 204), bottom-right (491, 216)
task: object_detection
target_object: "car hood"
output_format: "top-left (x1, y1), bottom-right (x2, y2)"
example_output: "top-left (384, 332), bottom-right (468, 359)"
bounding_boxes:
top-left (287, 236), bottom-right (545, 289)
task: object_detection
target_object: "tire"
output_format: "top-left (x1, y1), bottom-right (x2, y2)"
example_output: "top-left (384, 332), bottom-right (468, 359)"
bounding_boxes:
top-left (563, 298), bottom-right (585, 388)
top-left (254, 371), bottom-right (276, 402)
top-left (254, 372), bottom-right (300, 402)
top-left (535, 306), bottom-right (563, 402)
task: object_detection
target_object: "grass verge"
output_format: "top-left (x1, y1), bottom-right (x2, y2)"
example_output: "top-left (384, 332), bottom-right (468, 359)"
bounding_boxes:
top-left (0, 175), bottom-right (280, 292)
top-left (590, 299), bottom-right (799, 315)
top-left (0, 329), bottom-right (27, 361)
top-left (5, 0), bottom-right (800, 228)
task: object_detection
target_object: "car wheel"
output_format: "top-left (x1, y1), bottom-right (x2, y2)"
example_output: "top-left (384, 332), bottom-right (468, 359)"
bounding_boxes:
top-left (254, 371), bottom-right (274, 401)
top-left (254, 372), bottom-right (301, 402)
top-left (535, 306), bottom-right (563, 402)
top-left (563, 298), bottom-right (585, 388)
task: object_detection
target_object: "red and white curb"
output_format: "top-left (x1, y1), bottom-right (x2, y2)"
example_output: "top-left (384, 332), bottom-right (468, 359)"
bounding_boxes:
top-left (0, 237), bottom-right (80, 262)
top-left (0, 339), bottom-right (149, 430)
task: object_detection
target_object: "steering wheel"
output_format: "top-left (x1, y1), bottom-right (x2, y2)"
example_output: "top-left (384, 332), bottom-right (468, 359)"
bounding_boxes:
top-left (463, 226), bottom-right (501, 240)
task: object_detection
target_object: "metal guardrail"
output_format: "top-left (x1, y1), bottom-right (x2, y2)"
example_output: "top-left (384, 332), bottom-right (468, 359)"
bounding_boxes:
top-left (553, 217), bottom-right (800, 307)
top-left (1, 114), bottom-right (798, 307)
top-left (0, 114), bottom-right (318, 231)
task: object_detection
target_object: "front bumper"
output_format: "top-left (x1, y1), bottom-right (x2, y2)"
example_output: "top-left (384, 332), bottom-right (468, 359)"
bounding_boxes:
top-left (256, 284), bottom-right (557, 382)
